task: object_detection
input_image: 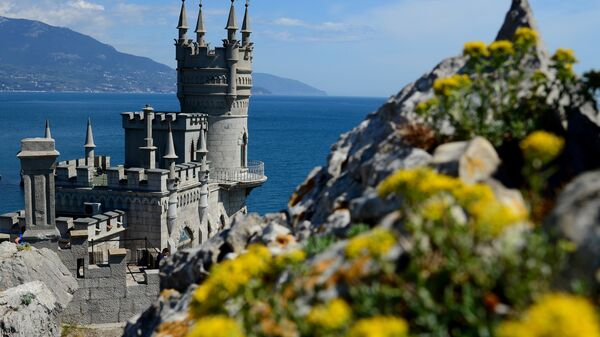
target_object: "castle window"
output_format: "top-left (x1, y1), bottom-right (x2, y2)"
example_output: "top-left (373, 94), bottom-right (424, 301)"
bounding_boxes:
top-left (241, 132), bottom-right (248, 167)
top-left (77, 258), bottom-right (85, 278)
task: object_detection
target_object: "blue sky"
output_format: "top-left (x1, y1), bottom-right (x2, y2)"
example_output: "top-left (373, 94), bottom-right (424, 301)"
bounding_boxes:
top-left (1, 0), bottom-right (599, 97)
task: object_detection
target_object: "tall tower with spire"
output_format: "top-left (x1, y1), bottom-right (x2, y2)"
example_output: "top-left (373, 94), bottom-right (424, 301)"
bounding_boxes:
top-left (175, 0), bottom-right (254, 170)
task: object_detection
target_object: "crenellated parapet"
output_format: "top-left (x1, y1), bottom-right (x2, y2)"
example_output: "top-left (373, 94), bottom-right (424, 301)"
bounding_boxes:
top-left (55, 155), bottom-right (111, 188)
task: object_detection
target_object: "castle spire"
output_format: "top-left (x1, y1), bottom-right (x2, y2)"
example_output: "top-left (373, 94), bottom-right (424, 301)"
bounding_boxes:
top-left (225, 0), bottom-right (238, 41)
top-left (84, 118), bottom-right (95, 149)
top-left (164, 123), bottom-right (178, 179)
top-left (84, 118), bottom-right (96, 166)
top-left (177, 0), bottom-right (189, 43)
top-left (241, 0), bottom-right (251, 46)
top-left (44, 120), bottom-right (52, 139)
top-left (195, 0), bottom-right (206, 47)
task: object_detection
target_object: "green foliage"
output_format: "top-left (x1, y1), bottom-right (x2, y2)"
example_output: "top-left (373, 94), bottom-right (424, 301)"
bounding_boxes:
top-left (305, 234), bottom-right (336, 257)
top-left (417, 28), bottom-right (578, 146)
top-left (16, 244), bottom-right (31, 252)
top-left (20, 292), bottom-right (36, 306)
top-left (346, 224), bottom-right (371, 238)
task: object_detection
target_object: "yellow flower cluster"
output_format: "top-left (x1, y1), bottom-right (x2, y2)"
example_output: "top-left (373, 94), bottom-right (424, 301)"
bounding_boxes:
top-left (433, 74), bottom-right (471, 97)
top-left (496, 293), bottom-right (600, 337)
top-left (463, 41), bottom-right (490, 58)
top-left (191, 245), bottom-right (271, 315)
top-left (306, 299), bottom-right (352, 331)
top-left (274, 249), bottom-right (306, 267)
top-left (515, 27), bottom-right (539, 46)
top-left (378, 168), bottom-right (528, 236)
top-left (345, 228), bottom-right (396, 259)
top-left (415, 97), bottom-right (440, 115)
top-left (187, 316), bottom-right (245, 337)
top-left (489, 40), bottom-right (515, 57)
top-left (347, 317), bottom-right (409, 337)
top-left (519, 131), bottom-right (565, 167)
top-left (552, 48), bottom-right (577, 64)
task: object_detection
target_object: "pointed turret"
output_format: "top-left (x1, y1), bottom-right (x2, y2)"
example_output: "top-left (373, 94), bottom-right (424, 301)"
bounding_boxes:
top-left (177, 0), bottom-right (189, 43)
top-left (84, 118), bottom-right (96, 166)
top-left (84, 118), bottom-right (95, 149)
top-left (241, 0), bottom-right (251, 46)
top-left (164, 124), bottom-right (178, 179)
top-left (195, 0), bottom-right (206, 47)
top-left (164, 125), bottom-right (178, 161)
top-left (44, 120), bottom-right (52, 139)
top-left (225, 0), bottom-right (238, 41)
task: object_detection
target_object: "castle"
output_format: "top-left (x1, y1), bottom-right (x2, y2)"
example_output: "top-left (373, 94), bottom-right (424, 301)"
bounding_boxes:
top-left (0, 0), bottom-right (265, 325)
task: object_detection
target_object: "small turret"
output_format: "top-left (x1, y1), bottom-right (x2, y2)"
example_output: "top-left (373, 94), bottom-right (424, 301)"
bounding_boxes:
top-left (177, 0), bottom-right (189, 44)
top-left (44, 120), bottom-right (52, 139)
top-left (140, 105), bottom-right (157, 170)
top-left (164, 124), bottom-right (178, 179)
top-left (84, 118), bottom-right (96, 166)
top-left (195, 0), bottom-right (206, 47)
top-left (225, 0), bottom-right (238, 42)
top-left (241, 0), bottom-right (251, 46)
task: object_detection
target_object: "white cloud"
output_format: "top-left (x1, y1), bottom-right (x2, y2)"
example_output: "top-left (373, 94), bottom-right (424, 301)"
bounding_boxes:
top-left (69, 0), bottom-right (104, 11)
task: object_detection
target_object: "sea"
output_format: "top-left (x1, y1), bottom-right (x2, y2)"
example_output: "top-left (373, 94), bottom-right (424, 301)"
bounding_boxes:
top-left (0, 93), bottom-right (386, 215)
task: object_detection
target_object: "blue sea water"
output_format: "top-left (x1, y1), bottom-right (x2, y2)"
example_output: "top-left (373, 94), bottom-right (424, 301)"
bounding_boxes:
top-left (0, 93), bottom-right (385, 215)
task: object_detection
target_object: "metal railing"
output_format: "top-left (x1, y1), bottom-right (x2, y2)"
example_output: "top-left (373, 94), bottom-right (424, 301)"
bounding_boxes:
top-left (211, 160), bottom-right (266, 184)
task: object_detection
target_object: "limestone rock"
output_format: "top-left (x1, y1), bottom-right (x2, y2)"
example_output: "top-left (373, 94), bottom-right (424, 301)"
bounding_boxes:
top-left (545, 170), bottom-right (600, 292)
top-left (432, 137), bottom-right (501, 184)
top-left (0, 281), bottom-right (62, 337)
top-left (0, 242), bottom-right (77, 310)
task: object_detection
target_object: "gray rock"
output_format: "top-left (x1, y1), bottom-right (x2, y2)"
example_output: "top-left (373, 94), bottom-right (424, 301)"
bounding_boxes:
top-left (432, 137), bottom-right (501, 184)
top-left (545, 170), bottom-right (600, 292)
top-left (0, 242), bottom-right (77, 310)
top-left (0, 281), bottom-right (62, 337)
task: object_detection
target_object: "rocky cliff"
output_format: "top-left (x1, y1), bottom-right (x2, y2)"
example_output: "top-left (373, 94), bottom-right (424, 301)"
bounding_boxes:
top-left (123, 1), bottom-right (600, 336)
top-left (0, 243), bottom-right (78, 337)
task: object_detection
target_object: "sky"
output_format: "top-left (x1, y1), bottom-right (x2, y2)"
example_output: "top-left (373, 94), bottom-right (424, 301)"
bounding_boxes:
top-left (0, 0), bottom-right (599, 97)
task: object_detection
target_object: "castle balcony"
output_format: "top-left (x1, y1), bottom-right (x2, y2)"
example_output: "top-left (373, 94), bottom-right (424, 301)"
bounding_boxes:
top-left (211, 160), bottom-right (267, 187)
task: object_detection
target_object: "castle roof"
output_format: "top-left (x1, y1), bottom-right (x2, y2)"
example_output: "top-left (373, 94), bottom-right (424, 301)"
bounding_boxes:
top-left (226, 0), bottom-right (238, 31)
top-left (241, 0), bottom-right (251, 33)
top-left (177, 0), bottom-right (188, 30)
top-left (164, 124), bottom-right (178, 160)
top-left (84, 118), bottom-right (96, 149)
top-left (195, 0), bottom-right (206, 33)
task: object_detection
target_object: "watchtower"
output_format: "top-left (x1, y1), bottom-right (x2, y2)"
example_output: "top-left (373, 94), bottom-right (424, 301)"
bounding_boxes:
top-left (175, 0), bottom-right (254, 170)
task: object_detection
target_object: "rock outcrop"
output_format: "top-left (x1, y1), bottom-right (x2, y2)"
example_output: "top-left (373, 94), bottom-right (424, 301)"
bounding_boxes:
top-left (0, 281), bottom-right (64, 337)
top-left (0, 242), bottom-right (77, 309)
top-left (123, 1), bottom-right (600, 336)
top-left (0, 243), bottom-right (77, 337)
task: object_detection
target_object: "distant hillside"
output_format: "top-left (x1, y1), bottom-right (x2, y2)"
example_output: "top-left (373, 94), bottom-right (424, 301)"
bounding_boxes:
top-left (253, 73), bottom-right (327, 96)
top-left (0, 16), bottom-right (176, 93)
top-left (0, 16), bottom-right (327, 96)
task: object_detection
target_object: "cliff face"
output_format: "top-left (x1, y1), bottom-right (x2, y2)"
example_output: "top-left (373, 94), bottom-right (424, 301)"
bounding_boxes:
top-left (0, 243), bottom-right (78, 337)
top-left (123, 1), bottom-right (600, 336)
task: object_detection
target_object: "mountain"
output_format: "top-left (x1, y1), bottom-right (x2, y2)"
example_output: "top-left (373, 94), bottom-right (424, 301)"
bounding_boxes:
top-left (0, 16), bottom-right (327, 96)
top-left (0, 16), bottom-right (176, 93)
top-left (253, 73), bottom-right (327, 96)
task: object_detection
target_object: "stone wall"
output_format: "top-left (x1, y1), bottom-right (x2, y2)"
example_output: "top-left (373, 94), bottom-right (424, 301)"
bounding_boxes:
top-left (58, 232), bottom-right (160, 325)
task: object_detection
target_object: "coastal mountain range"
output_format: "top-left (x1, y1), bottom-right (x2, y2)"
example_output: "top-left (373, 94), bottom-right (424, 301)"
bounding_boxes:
top-left (0, 16), bottom-right (326, 96)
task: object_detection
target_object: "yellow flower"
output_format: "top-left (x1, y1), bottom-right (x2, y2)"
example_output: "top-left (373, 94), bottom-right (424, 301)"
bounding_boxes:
top-left (489, 40), bottom-right (515, 57)
top-left (190, 245), bottom-right (271, 316)
top-left (552, 48), bottom-right (578, 64)
top-left (347, 316), bottom-right (409, 337)
top-left (514, 27), bottom-right (539, 46)
top-left (496, 293), bottom-right (600, 337)
top-left (520, 131), bottom-right (565, 167)
top-left (187, 316), bottom-right (245, 337)
top-left (345, 228), bottom-right (396, 259)
top-left (274, 249), bottom-right (306, 267)
top-left (433, 74), bottom-right (472, 97)
top-left (463, 41), bottom-right (490, 58)
top-left (415, 97), bottom-right (439, 115)
top-left (378, 168), bottom-right (528, 237)
top-left (307, 299), bottom-right (352, 331)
